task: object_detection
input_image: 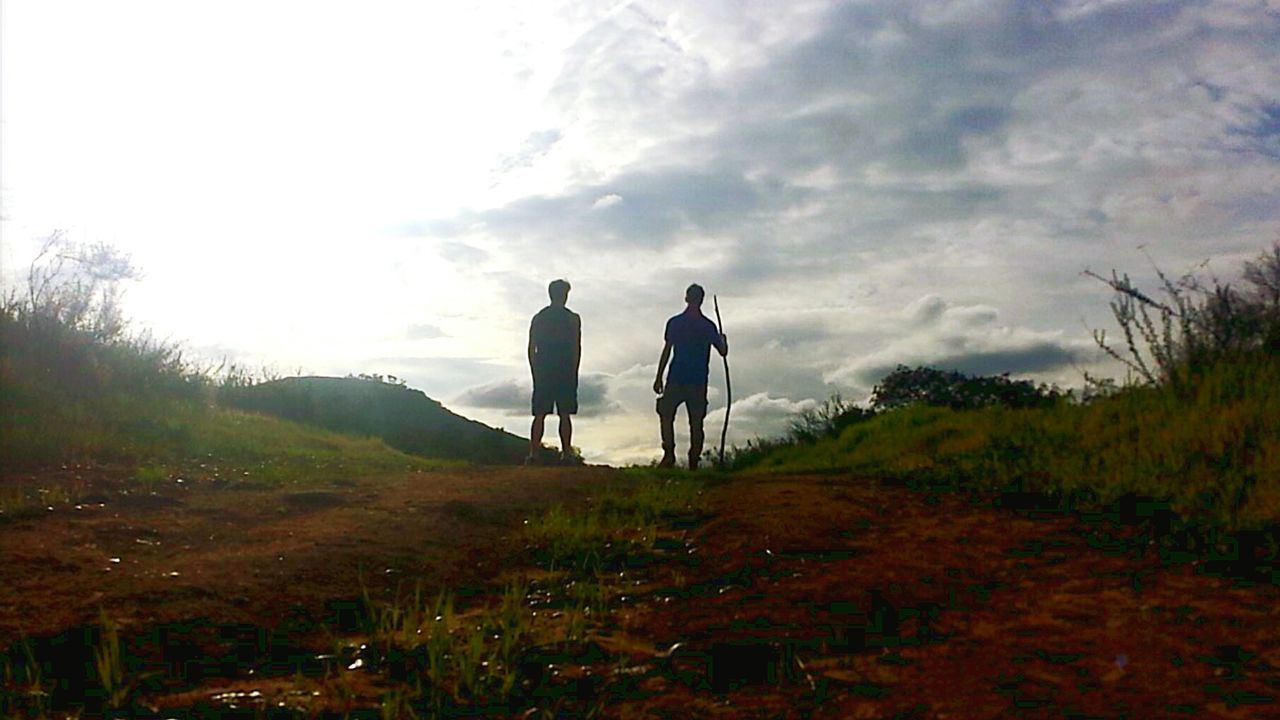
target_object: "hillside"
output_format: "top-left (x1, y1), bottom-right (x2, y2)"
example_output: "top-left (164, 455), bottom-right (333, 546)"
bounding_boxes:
top-left (221, 376), bottom-right (528, 465)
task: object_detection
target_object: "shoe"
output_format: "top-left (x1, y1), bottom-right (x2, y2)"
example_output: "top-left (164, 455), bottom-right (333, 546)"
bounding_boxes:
top-left (688, 458), bottom-right (699, 471)
top-left (560, 452), bottom-right (584, 466)
top-left (657, 452), bottom-right (676, 468)
top-left (524, 455), bottom-right (540, 466)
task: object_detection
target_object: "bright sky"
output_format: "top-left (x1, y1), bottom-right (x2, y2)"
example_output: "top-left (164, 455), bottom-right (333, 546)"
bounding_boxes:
top-left (3, 0), bottom-right (1279, 464)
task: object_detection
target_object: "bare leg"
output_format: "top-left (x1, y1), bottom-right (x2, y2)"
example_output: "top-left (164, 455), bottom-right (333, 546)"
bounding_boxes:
top-left (529, 414), bottom-right (546, 461)
top-left (558, 413), bottom-right (573, 457)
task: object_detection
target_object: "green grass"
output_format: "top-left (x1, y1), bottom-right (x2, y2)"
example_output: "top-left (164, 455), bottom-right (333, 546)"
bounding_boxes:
top-left (92, 611), bottom-right (127, 710)
top-left (526, 472), bottom-right (707, 571)
top-left (747, 356), bottom-right (1280, 530)
top-left (359, 576), bottom-right (540, 713)
top-left (2, 296), bottom-right (458, 487)
top-left (180, 409), bottom-right (456, 487)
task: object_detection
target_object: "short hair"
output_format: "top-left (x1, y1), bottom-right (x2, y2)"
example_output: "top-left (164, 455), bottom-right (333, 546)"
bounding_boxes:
top-left (548, 279), bottom-right (571, 302)
top-left (685, 283), bottom-right (705, 305)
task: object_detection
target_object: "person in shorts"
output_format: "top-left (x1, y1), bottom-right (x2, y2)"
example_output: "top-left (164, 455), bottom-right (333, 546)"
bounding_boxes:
top-left (653, 283), bottom-right (728, 469)
top-left (528, 279), bottom-right (581, 464)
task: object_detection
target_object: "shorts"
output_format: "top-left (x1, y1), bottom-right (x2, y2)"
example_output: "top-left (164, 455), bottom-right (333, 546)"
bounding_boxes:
top-left (656, 383), bottom-right (708, 420)
top-left (532, 374), bottom-right (578, 416)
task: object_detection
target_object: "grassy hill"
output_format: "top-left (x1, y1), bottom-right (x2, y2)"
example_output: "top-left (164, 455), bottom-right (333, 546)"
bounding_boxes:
top-left (736, 356), bottom-right (1280, 530)
top-left (220, 376), bottom-right (528, 465)
top-left (0, 243), bottom-right (492, 482)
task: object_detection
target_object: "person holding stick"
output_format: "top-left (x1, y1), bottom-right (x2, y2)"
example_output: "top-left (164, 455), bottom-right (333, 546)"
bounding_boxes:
top-left (653, 283), bottom-right (728, 469)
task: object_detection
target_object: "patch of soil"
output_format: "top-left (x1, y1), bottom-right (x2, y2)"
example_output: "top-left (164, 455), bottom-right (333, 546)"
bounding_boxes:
top-left (603, 475), bottom-right (1280, 718)
top-left (0, 466), bottom-right (612, 642)
top-left (3, 468), bottom-right (1278, 718)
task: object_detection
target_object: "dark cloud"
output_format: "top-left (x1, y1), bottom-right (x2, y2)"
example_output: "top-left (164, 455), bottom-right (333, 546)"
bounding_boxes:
top-left (454, 378), bottom-right (527, 411)
top-left (465, 167), bottom-right (774, 249)
top-left (453, 372), bottom-right (622, 418)
top-left (852, 342), bottom-right (1084, 388)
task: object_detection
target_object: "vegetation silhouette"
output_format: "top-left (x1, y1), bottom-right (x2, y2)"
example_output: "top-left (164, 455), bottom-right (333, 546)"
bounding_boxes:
top-left (221, 375), bottom-right (528, 465)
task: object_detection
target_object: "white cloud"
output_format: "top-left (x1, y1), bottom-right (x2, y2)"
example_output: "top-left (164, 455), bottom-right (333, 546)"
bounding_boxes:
top-left (591, 193), bottom-right (623, 210)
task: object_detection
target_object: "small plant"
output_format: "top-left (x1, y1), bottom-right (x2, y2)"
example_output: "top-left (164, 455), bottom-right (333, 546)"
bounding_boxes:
top-left (379, 687), bottom-right (420, 720)
top-left (134, 465), bottom-right (167, 494)
top-left (93, 610), bottom-right (128, 710)
top-left (1, 635), bottom-right (50, 718)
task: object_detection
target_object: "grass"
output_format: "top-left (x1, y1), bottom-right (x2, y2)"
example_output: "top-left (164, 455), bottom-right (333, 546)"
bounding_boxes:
top-left (746, 355), bottom-right (1280, 530)
top-left (2, 269), bottom-right (459, 490)
top-left (358, 575), bottom-right (544, 714)
top-left (0, 636), bottom-right (50, 719)
top-left (92, 611), bottom-right (126, 711)
top-left (525, 471), bottom-right (707, 572)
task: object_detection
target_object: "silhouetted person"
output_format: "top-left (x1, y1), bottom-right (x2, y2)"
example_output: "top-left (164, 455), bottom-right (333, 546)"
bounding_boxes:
top-left (653, 283), bottom-right (728, 469)
top-left (528, 279), bottom-right (581, 464)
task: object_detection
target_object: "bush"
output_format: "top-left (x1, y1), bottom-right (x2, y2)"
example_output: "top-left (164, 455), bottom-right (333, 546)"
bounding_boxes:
top-left (870, 365), bottom-right (1066, 412)
top-left (0, 233), bottom-right (208, 467)
top-left (787, 393), bottom-right (873, 443)
top-left (1086, 240), bottom-right (1280, 390)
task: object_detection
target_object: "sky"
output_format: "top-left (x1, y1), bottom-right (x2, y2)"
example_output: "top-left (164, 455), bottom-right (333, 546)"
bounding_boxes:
top-left (2, 0), bottom-right (1279, 465)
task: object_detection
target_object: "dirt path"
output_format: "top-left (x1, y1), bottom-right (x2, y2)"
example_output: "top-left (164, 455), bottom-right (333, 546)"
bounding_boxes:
top-left (614, 474), bottom-right (1280, 718)
top-left (0, 466), bottom-right (612, 641)
top-left (2, 468), bottom-right (1277, 717)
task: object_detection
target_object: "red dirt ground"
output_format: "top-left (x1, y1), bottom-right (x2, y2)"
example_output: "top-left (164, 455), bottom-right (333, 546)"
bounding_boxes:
top-left (2, 467), bottom-right (1277, 718)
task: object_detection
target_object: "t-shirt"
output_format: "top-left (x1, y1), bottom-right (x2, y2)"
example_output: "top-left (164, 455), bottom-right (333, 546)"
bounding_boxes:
top-left (530, 305), bottom-right (580, 380)
top-left (664, 310), bottom-right (720, 386)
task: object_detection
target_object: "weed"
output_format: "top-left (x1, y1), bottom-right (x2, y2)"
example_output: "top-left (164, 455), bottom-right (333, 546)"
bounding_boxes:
top-left (379, 687), bottom-right (420, 720)
top-left (133, 464), bottom-right (167, 494)
top-left (93, 610), bottom-right (128, 710)
top-left (0, 635), bottom-right (50, 718)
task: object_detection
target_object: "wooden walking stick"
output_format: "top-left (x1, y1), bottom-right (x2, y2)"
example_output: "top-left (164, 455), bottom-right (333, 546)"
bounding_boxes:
top-left (713, 295), bottom-right (732, 469)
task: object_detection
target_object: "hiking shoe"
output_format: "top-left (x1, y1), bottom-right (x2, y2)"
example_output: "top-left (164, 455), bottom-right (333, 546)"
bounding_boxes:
top-left (657, 452), bottom-right (676, 468)
top-left (560, 452), bottom-right (585, 466)
top-left (524, 455), bottom-right (540, 466)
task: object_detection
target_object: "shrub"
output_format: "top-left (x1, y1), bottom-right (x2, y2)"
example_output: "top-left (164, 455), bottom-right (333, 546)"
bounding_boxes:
top-left (1086, 239), bottom-right (1280, 390)
top-left (787, 393), bottom-right (873, 443)
top-left (870, 365), bottom-right (1066, 412)
top-left (1, 234), bottom-right (209, 466)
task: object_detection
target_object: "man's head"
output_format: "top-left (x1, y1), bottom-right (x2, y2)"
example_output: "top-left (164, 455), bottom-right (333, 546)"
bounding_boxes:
top-left (685, 283), bottom-right (705, 307)
top-left (548, 279), bottom-right (571, 306)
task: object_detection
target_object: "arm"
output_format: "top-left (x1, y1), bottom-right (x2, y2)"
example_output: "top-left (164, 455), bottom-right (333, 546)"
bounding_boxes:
top-left (653, 341), bottom-right (672, 394)
top-left (715, 332), bottom-right (728, 358)
top-left (528, 319), bottom-right (537, 375)
top-left (572, 315), bottom-right (582, 380)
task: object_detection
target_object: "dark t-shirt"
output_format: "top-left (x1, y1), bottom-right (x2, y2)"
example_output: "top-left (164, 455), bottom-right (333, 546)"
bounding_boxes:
top-left (530, 305), bottom-right (580, 381)
top-left (664, 310), bottom-right (720, 386)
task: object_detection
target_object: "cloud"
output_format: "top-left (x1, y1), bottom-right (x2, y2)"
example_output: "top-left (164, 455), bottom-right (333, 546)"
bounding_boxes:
top-left (454, 378), bottom-right (528, 411)
top-left (825, 294), bottom-right (1095, 388)
top-left (591, 193), bottom-right (622, 210)
top-left (406, 323), bottom-right (446, 340)
top-left (703, 392), bottom-right (821, 445)
top-left (495, 129), bottom-right (563, 174)
top-left (453, 372), bottom-right (623, 417)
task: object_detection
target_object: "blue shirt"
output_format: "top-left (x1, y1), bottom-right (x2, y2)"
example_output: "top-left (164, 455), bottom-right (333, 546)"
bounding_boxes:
top-left (664, 311), bottom-right (720, 385)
